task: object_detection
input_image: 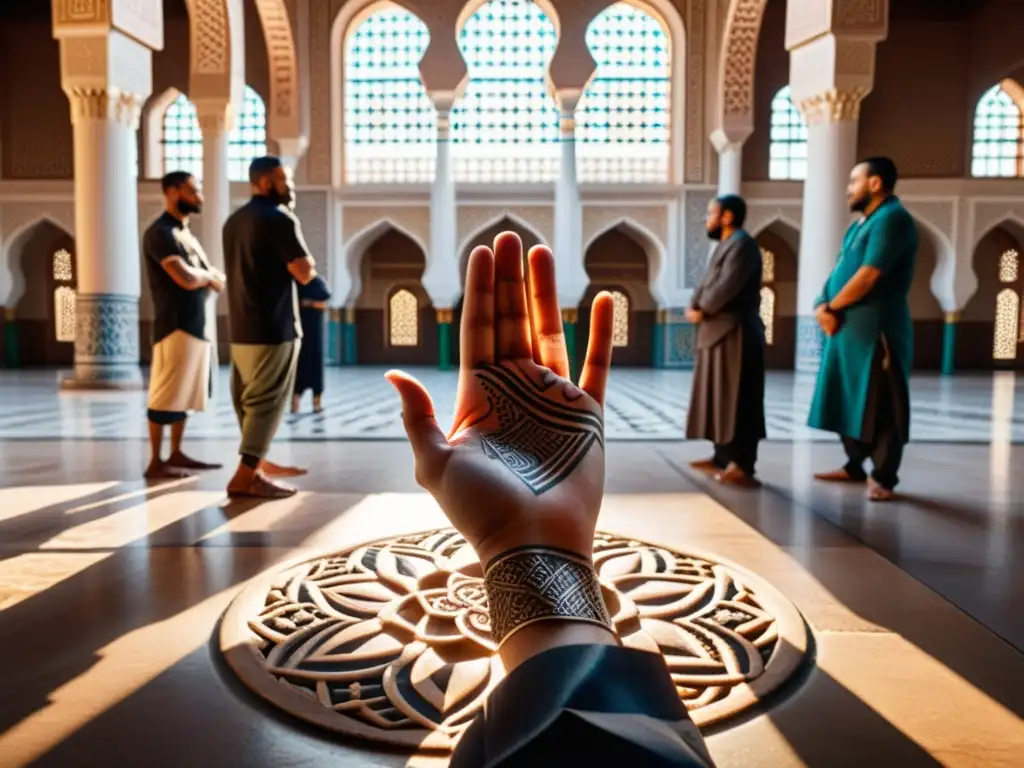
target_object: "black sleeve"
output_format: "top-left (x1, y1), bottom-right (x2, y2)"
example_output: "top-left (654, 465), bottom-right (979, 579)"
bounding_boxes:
top-left (450, 644), bottom-right (715, 768)
top-left (298, 274), bottom-right (332, 302)
top-left (269, 210), bottom-right (313, 264)
top-left (143, 225), bottom-right (181, 267)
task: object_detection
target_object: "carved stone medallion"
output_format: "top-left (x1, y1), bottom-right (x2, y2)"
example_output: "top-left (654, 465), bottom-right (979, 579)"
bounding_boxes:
top-left (220, 529), bottom-right (808, 751)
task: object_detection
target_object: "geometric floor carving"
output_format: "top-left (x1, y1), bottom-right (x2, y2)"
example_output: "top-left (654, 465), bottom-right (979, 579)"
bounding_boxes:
top-left (219, 528), bottom-right (809, 752)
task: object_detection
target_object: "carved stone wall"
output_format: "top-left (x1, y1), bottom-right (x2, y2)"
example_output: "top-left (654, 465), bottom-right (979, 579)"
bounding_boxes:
top-left (685, 0), bottom-right (706, 183)
top-left (719, 0), bottom-right (768, 117)
top-left (684, 189), bottom-right (716, 287)
top-left (294, 189), bottom-right (329, 279)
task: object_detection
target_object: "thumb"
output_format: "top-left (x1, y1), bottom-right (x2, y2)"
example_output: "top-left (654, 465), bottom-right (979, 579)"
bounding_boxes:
top-left (384, 370), bottom-right (450, 484)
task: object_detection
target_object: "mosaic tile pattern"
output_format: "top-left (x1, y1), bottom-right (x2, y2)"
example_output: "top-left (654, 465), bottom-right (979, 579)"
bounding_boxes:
top-left (0, 368), bottom-right (1020, 442)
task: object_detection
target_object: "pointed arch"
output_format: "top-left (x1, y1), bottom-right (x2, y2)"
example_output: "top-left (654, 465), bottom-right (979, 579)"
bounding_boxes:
top-left (750, 213), bottom-right (801, 245)
top-left (1, 216), bottom-right (77, 308)
top-left (717, 0), bottom-right (769, 123)
top-left (252, 0), bottom-right (302, 148)
top-left (142, 87), bottom-right (183, 179)
top-left (457, 210), bottom-right (549, 263)
top-left (908, 212), bottom-right (957, 313)
top-left (582, 216), bottom-right (666, 306)
top-left (342, 217), bottom-right (430, 306)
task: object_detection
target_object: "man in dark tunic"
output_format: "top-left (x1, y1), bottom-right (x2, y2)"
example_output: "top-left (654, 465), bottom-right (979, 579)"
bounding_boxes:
top-left (292, 275), bottom-right (332, 414)
top-left (223, 156), bottom-right (318, 498)
top-left (808, 157), bottom-right (917, 502)
top-left (685, 195), bottom-right (767, 487)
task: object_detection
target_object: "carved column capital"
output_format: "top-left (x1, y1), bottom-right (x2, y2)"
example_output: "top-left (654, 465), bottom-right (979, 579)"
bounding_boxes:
top-left (796, 87), bottom-right (868, 125)
top-left (195, 102), bottom-right (234, 134)
top-left (67, 87), bottom-right (145, 129)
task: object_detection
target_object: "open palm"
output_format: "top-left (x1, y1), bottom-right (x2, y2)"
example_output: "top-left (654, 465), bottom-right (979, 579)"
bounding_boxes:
top-left (385, 232), bottom-right (615, 568)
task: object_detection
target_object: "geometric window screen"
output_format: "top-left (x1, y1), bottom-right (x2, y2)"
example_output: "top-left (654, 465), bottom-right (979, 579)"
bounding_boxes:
top-left (972, 84), bottom-right (1024, 179)
top-left (451, 0), bottom-right (560, 183)
top-left (389, 288), bottom-right (419, 347)
top-left (577, 2), bottom-right (671, 183)
top-left (760, 248), bottom-right (776, 346)
top-left (345, 7), bottom-right (436, 183)
top-left (611, 290), bottom-right (630, 347)
top-left (994, 248), bottom-right (1020, 360)
top-left (53, 248), bottom-right (76, 343)
top-left (768, 87), bottom-right (807, 181)
top-left (162, 86), bottom-right (267, 181)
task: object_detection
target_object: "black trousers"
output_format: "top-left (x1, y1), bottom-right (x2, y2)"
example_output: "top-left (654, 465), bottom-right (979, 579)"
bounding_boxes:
top-left (712, 327), bottom-right (765, 477)
top-left (842, 342), bottom-right (909, 490)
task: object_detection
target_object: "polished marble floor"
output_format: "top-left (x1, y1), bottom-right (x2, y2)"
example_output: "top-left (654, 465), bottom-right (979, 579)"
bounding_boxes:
top-left (0, 367), bottom-right (1022, 442)
top-left (1, 368), bottom-right (1023, 766)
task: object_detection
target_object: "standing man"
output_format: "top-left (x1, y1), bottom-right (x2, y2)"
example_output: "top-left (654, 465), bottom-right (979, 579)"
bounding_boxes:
top-left (686, 195), bottom-right (766, 487)
top-left (223, 156), bottom-right (318, 498)
top-left (142, 171), bottom-right (225, 479)
top-left (808, 157), bottom-right (917, 502)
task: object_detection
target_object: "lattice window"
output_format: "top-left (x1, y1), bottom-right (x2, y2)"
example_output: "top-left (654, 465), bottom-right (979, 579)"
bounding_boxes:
top-left (611, 290), bottom-right (630, 347)
top-left (577, 2), bottom-right (670, 183)
top-left (228, 86), bottom-right (268, 182)
top-left (451, 0), bottom-right (559, 183)
top-left (761, 248), bottom-right (775, 284)
top-left (994, 288), bottom-right (1020, 360)
top-left (972, 85), bottom-right (1024, 178)
top-left (389, 288), bottom-right (419, 346)
top-left (163, 93), bottom-right (204, 178)
top-left (163, 87), bottom-right (268, 180)
top-left (759, 248), bottom-right (775, 346)
top-left (769, 87), bottom-right (807, 181)
top-left (53, 248), bottom-right (73, 282)
top-left (345, 7), bottom-right (436, 183)
top-left (54, 287), bottom-right (77, 343)
top-left (999, 249), bottom-right (1019, 283)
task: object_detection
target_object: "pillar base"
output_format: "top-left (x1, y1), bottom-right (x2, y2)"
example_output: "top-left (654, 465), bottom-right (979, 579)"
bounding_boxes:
top-left (941, 314), bottom-right (958, 376)
top-left (796, 315), bottom-right (824, 374)
top-left (62, 294), bottom-right (142, 390)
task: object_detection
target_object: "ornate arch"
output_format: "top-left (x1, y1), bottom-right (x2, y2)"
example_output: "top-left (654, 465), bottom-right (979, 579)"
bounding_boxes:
top-left (716, 0), bottom-right (768, 137)
top-left (749, 211), bottom-right (802, 242)
top-left (456, 210), bottom-right (549, 260)
top-left (141, 87), bottom-right (183, 179)
top-left (342, 217), bottom-right (430, 306)
top-left (1, 216), bottom-right (76, 308)
top-left (582, 216), bottom-right (666, 306)
top-left (252, 0), bottom-right (302, 144)
top-left (909, 213), bottom-right (957, 313)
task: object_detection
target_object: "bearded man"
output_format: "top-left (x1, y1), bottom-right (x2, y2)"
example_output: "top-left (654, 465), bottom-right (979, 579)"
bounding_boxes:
top-left (808, 157), bottom-right (917, 501)
top-left (141, 171), bottom-right (224, 479)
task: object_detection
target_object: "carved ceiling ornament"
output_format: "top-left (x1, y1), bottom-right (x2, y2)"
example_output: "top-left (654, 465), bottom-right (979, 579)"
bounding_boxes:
top-left (719, 0), bottom-right (768, 118)
top-left (252, 0), bottom-right (301, 136)
top-left (185, 0), bottom-right (231, 76)
top-left (220, 528), bottom-right (808, 751)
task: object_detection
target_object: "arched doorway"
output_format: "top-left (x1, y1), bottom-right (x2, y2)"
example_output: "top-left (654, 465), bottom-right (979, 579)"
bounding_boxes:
top-left (579, 224), bottom-right (655, 368)
top-left (353, 227), bottom-right (436, 365)
top-left (453, 217), bottom-right (543, 366)
top-left (960, 222), bottom-right (1024, 370)
top-left (9, 221), bottom-right (77, 367)
top-left (754, 221), bottom-right (798, 369)
top-left (908, 220), bottom-right (944, 370)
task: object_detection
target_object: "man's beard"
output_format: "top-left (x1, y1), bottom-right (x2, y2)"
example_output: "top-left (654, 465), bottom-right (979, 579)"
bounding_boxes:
top-left (849, 193), bottom-right (870, 213)
top-left (707, 225), bottom-right (723, 241)
top-left (177, 200), bottom-right (201, 216)
top-left (267, 188), bottom-right (294, 208)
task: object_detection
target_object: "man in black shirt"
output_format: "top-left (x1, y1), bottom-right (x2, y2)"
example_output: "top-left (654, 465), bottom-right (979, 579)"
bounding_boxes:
top-left (223, 156), bottom-right (317, 498)
top-left (141, 171), bottom-right (225, 479)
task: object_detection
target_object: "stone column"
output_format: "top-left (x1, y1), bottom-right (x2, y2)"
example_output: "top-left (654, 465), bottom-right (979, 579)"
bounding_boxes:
top-left (342, 306), bottom-right (357, 365)
top-left (710, 128), bottom-right (751, 197)
top-left (53, 3), bottom-right (163, 388)
top-left (787, 0), bottom-right (888, 372)
top-left (942, 311), bottom-right (959, 376)
top-left (436, 308), bottom-right (454, 371)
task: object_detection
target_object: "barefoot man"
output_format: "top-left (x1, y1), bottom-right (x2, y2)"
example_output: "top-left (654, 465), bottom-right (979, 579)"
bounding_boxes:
top-left (142, 171), bottom-right (224, 479)
top-left (223, 156), bottom-right (317, 498)
top-left (808, 157), bottom-right (917, 501)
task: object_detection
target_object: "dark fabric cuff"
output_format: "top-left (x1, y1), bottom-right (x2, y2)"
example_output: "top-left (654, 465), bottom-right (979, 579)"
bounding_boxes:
top-left (147, 409), bottom-right (187, 425)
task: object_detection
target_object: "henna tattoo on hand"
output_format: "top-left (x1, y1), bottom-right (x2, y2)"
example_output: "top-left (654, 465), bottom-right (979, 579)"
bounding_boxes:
top-left (484, 547), bottom-right (613, 645)
top-left (472, 363), bottom-right (604, 495)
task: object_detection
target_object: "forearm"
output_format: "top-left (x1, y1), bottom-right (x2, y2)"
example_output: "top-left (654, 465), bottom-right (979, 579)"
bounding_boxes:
top-left (828, 267), bottom-right (880, 311)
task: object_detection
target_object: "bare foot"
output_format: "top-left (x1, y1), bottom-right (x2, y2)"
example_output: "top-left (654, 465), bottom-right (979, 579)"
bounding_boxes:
top-left (291, 395), bottom-right (301, 414)
top-left (144, 460), bottom-right (192, 480)
top-left (227, 471), bottom-right (297, 499)
top-left (313, 396), bottom-right (324, 414)
top-left (866, 478), bottom-right (895, 502)
top-left (259, 459), bottom-right (308, 478)
top-left (814, 468), bottom-right (867, 483)
top-left (166, 451), bottom-right (223, 471)
top-left (714, 462), bottom-right (762, 489)
top-left (689, 458), bottom-right (721, 474)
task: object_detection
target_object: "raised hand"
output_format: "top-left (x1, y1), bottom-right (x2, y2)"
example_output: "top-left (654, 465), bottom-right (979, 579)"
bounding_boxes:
top-left (385, 232), bottom-right (615, 569)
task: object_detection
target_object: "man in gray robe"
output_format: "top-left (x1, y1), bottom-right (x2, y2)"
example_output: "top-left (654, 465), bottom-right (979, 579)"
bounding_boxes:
top-left (685, 194), bottom-right (766, 487)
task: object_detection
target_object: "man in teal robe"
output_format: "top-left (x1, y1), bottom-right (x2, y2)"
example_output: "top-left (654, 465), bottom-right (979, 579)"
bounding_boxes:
top-left (807, 157), bottom-right (918, 501)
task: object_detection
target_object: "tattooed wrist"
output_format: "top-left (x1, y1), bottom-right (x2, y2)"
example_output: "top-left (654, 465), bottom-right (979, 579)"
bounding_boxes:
top-left (483, 546), bottom-right (614, 646)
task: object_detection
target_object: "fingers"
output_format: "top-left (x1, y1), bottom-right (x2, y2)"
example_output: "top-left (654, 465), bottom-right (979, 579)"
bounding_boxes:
top-left (527, 245), bottom-right (570, 379)
top-left (493, 232), bottom-right (533, 361)
top-left (460, 246), bottom-right (496, 367)
top-left (578, 291), bottom-right (614, 407)
top-left (384, 370), bottom-right (451, 487)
